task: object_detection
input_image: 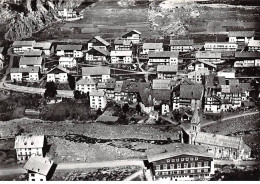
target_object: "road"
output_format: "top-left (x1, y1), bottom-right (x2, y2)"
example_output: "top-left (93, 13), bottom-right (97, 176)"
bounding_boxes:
top-left (123, 170), bottom-right (143, 181)
top-left (201, 111), bottom-right (259, 128)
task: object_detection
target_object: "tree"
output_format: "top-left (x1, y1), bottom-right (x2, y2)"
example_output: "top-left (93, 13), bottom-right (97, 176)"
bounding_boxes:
top-left (122, 104), bottom-right (129, 114)
top-left (44, 82), bottom-right (57, 98)
top-left (136, 103), bottom-right (141, 114)
top-left (68, 75), bottom-right (75, 90)
top-left (74, 90), bottom-right (81, 99)
top-left (96, 108), bottom-right (102, 116)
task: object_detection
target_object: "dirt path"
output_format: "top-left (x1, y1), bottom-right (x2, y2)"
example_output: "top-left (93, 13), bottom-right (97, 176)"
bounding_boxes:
top-left (123, 169), bottom-right (143, 181)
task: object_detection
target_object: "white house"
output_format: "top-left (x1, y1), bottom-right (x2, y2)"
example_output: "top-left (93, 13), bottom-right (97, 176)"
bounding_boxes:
top-left (204, 42), bottom-right (238, 51)
top-left (148, 51), bottom-right (179, 66)
top-left (142, 43), bottom-right (163, 55)
top-left (89, 89), bottom-right (107, 110)
top-left (85, 47), bottom-right (109, 64)
top-left (46, 66), bottom-right (69, 83)
top-left (114, 39), bottom-right (133, 50)
top-left (59, 57), bottom-right (77, 68)
top-left (110, 50), bottom-right (133, 64)
top-left (10, 67), bottom-right (40, 82)
top-left (23, 156), bottom-right (54, 181)
top-left (58, 8), bottom-right (77, 18)
top-left (33, 42), bottom-right (52, 56)
top-left (0, 47), bottom-right (4, 70)
top-left (234, 52), bottom-right (260, 68)
top-left (14, 135), bottom-right (44, 163)
top-left (228, 31), bottom-right (255, 44)
top-left (56, 45), bottom-right (83, 58)
top-left (22, 50), bottom-right (43, 57)
top-left (188, 68), bottom-right (210, 84)
top-left (248, 39), bottom-right (260, 52)
top-left (157, 65), bottom-right (178, 80)
top-left (195, 51), bottom-right (224, 64)
top-left (87, 36), bottom-right (110, 51)
top-left (76, 78), bottom-right (98, 94)
top-left (121, 30), bottom-right (141, 44)
top-left (19, 57), bottom-right (43, 69)
top-left (12, 40), bottom-right (36, 54)
top-left (170, 39), bottom-right (193, 52)
top-left (82, 66), bottom-right (110, 82)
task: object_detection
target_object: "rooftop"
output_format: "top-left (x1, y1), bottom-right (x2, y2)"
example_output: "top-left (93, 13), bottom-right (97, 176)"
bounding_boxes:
top-left (235, 52), bottom-right (260, 58)
top-left (59, 57), bottom-right (75, 62)
top-left (56, 44), bottom-right (83, 51)
top-left (13, 40), bottom-right (35, 47)
top-left (195, 51), bottom-right (222, 59)
top-left (92, 36), bottom-right (110, 46)
top-left (148, 51), bottom-right (179, 58)
top-left (152, 79), bottom-right (173, 90)
top-left (23, 49), bottom-right (43, 57)
top-left (228, 31), bottom-right (255, 37)
top-left (152, 89), bottom-right (172, 102)
top-left (114, 39), bottom-right (132, 46)
top-left (89, 89), bottom-right (105, 97)
top-left (157, 65), bottom-right (178, 72)
top-left (47, 66), bottom-right (69, 74)
top-left (10, 66), bottom-right (40, 73)
top-left (33, 42), bottom-right (52, 50)
top-left (82, 66), bottom-right (110, 76)
top-left (170, 39), bottom-right (193, 46)
top-left (180, 84), bottom-right (204, 100)
top-left (19, 57), bottom-right (43, 66)
top-left (143, 43), bottom-right (163, 49)
top-left (23, 156), bottom-right (53, 176)
top-left (110, 50), bottom-right (133, 57)
top-left (87, 47), bottom-right (109, 56)
top-left (14, 135), bottom-right (44, 149)
top-left (76, 78), bottom-right (98, 85)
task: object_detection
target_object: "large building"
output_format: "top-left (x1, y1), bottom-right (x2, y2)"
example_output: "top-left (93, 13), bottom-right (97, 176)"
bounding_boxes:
top-left (12, 40), bottom-right (36, 54)
top-left (82, 66), bottom-right (110, 82)
top-left (56, 45), bottom-right (83, 58)
top-left (170, 40), bottom-right (193, 52)
top-left (46, 66), bottom-right (69, 83)
top-left (121, 30), bottom-right (141, 44)
top-left (195, 52), bottom-right (223, 64)
top-left (204, 42), bottom-right (238, 51)
top-left (248, 39), bottom-right (260, 52)
top-left (142, 43), bottom-right (164, 55)
top-left (19, 57), bottom-right (43, 69)
top-left (148, 51), bottom-right (179, 66)
top-left (89, 89), bottom-right (107, 110)
top-left (10, 67), bottom-right (40, 82)
top-left (76, 78), bottom-right (98, 94)
top-left (87, 36), bottom-right (110, 51)
top-left (228, 31), bottom-right (255, 44)
top-left (110, 50), bottom-right (133, 64)
top-left (157, 65), bottom-right (178, 80)
top-left (146, 143), bottom-right (214, 181)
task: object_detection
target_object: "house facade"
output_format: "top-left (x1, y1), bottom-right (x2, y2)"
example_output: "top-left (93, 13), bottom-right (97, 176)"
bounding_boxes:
top-left (204, 42), bottom-right (238, 51)
top-left (33, 42), bottom-right (52, 56)
top-left (234, 52), bottom-right (260, 68)
top-left (188, 69), bottom-right (210, 84)
top-left (170, 40), bottom-right (193, 52)
top-left (142, 43), bottom-right (164, 55)
top-left (10, 67), bottom-right (40, 82)
top-left (87, 36), bottom-right (110, 51)
top-left (58, 8), bottom-right (77, 18)
top-left (89, 89), bottom-right (107, 110)
top-left (121, 30), bottom-right (141, 44)
top-left (82, 66), bottom-right (110, 82)
top-left (12, 40), bottom-right (36, 54)
top-left (56, 45), bottom-right (83, 58)
top-left (59, 57), bottom-right (77, 68)
top-left (248, 39), bottom-right (260, 52)
top-left (157, 65), bottom-right (178, 80)
top-left (110, 50), bottom-right (133, 64)
top-left (14, 135), bottom-right (44, 163)
top-left (46, 66), bottom-right (69, 83)
top-left (19, 57), bottom-right (43, 69)
top-left (148, 51), bottom-right (179, 66)
top-left (114, 39), bottom-right (132, 50)
top-left (76, 78), bottom-right (98, 94)
top-left (228, 31), bottom-right (255, 44)
top-left (85, 47), bottom-right (109, 64)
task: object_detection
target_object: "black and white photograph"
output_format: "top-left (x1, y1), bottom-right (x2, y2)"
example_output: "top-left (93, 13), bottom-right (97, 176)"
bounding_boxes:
top-left (0, 0), bottom-right (260, 182)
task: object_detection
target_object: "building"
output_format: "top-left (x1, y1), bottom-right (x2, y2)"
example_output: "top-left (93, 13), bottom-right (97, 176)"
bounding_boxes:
top-left (56, 45), bottom-right (83, 58)
top-left (114, 39), bottom-right (133, 50)
top-left (142, 43), bottom-right (164, 55)
top-left (110, 50), bottom-right (133, 64)
top-left (188, 60), bottom-right (216, 72)
top-left (217, 70), bottom-right (235, 79)
top-left (12, 40), bottom-right (36, 54)
top-left (85, 47), bottom-right (109, 65)
top-left (204, 42), bottom-right (238, 51)
top-left (194, 132), bottom-right (251, 160)
top-left (46, 66), bottom-right (69, 83)
top-left (59, 57), bottom-right (77, 68)
top-left (195, 52), bottom-right (223, 64)
top-left (23, 156), bottom-right (54, 181)
top-left (10, 67), bottom-right (40, 82)
top-left (121, 30), bottom-right (141, 44)
top-left (248, 39), bottom-right (260, 52)
top-left (89, 89), bottom-right (107, 110)
top-left (170, 40), bottom-right (193, 52)
top-left (23, 50), bottom-right (43, 57)
top-left (58, 8), bottom-right (77, 18)
top-left (228, 31), bottom-right (255, 44)
top-left (33, 42), bottom-right (52, 56)
top-left (234, 52), bottom-right (260, 67)
top-left (82, 66), bottom-right (110, 82)
top-left (0, 47), bottom-right (4, 69)
top-left (188, 69), bottom-right (210, 84)
top-left (76, 78), bottom-right (98, 94)
top-left (146, 143), bottom-right (214, 181)
top-left (87, 36), bottom-right (110, 51)
top-left (148, 51), bottom-right (179, 66)
top-left (14, 135), bottom-right (44, 163)
top-left (152, 79), bottom-right (175, 90)
top-left (19, 57), bottom-right (43, 69)
top-left (157, 65), bottom-right (178, 80)
top-left (152, 89), bottom-right (172, 115)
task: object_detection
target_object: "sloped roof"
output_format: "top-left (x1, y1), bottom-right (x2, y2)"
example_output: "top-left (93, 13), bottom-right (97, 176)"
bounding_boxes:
top-left (205, 42), bottom-right (237, 45)
top-left (157, 65), bottom-right (178, 72)
top-left (195, 51), bottom-right (221, 59)
top-left (114, 39), bottom-right (132, 46)
top-left (195, 132), bottom-right (242, 149)
top-left (248, 39), bottom-right (260, 47)
top-left (56, 44), bottom-right (83, 51)
top-left (47, 66), bottom-right (69, 74)
top-left (23, 156), bottom-right (53, 176)
top-left (33, 42), bottom-right (52, 50)
top-left (148, 51), bottom-right (179, 58)
top-left (235, 52), bottom-right (260, 58)
top-left (152, 79), bottom-right (172, 90)
top-left (59, 57), bottom-right (75, 62)
top-left (180, 84), bottom-right (204, 100)
top-left (143, 43), bottom-right (163, 49)
top-left (82, 66), bottom-right (110, 76)
top-left (13, 40), bottom-right (35, 47)
top-left (204, 74), bottom-right (226, 88)
top-left (152, 89), bottom-right (171, 102)
top-left (76, 78), bottom-right (98, 85)
top-left (114, 81), bottom-right (124, 93)
top-left (122, 30), bottom-right (141, 38)
top-left (93, 36), bottom-right (110, 46)
top-left (228, 31), bottom-right (255, 37)
top-left (19, 57), bottom-right (43, 66)
top-left (89, 89), bottom-right (105, 96)
top-left (146, 143), bottom-right (213, 163)
top-left (87, 47), bottom-right (109, 56)
top-left (14, 135), bottom-right (44, 149)
top-left (139, 88), bottom-right (153, 107)
top-left (170, 39), bottom-right (193, 46)
top-left (96, 115), bottom-right (119, 122)
top-left (110, 50), bottom-right (132, 57)
top-left (10, 67), bottom-right (40, 73)
top-left (23, 50), bottom-right (43, 57)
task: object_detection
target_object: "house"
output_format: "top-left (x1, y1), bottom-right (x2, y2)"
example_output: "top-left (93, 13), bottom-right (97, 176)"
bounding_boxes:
top-left (0, 47), bottom-right (4, 69)
top-left (46, 66), bottom-right (69, 83)
top-left (104, 78), bottom-right (116, 99)
top-left (148, 51), bottom-right (179, 66)
top-left (14, 135), bottom-right (44, 163)
top-left (19, 57), bottom-right (43, 69)
top-left (123, 81), bottom-right (151, 103)
top-left (82, 66), bottom-right (110, 82)
top-left (170, 40), bottom-right (193, 52)
top-left (22, 50), bottom-right (43, 57)
top-left (145, 143), bottom-right (214, 181)
top-left (248, 39), bottom-right (260, 52)
top-left (33, 42), bottom-right (52, 56)
top-left (152, 89), bottom-right (172, 115)
top-left (188, 69), bottom-right (210, 84)
top-left (56, 45), bottom-right (83, 58)
top-left (152, 79), bottom-right (175, 90)
top-left (139, 89), bottom-right (154, 114)
top-left (76, 78), bottom-right (98, 94)
top-left (114, 81), bottom-right (125, 102)
top-left (195, 52), bottom-right (224, 64)
top-left (194, 132), bottom-right (251, 160)
top-left (157, 65), bottom-right (178, 80)
top-left (89, 89), bottom-right (107, 110)
top-left (121, 30), bottom-right (141, 44)
top-left (87, 36), bottom-right (110, 51)
top-left (234, 52), bottom-right (260, 67)
top-left (12, 40), bottom-right (36, 54)
top-left (10, 67), bottom-right (40, 82)
top-left (188, 60), bottom-right (216, 72)
top-left (59, 57), bottom-right (77, 68)
top-left (85, 47), bottom-right (109, 65)
top-left (23, 156), bottom-right (54, 181)
top-left (204, 42), bottom-right (238, 51)
top-left (228, 31), bottom-right (255, 44)
top-left (217, 70), bottom-right (235, 79)
top-left (110, 50), bottom-right (133, 64)
top-left (142, 43), bottom-right (164, 55)
top-left (58, 8), bottom-right (77, 18)
top-left (114, 39), bottom-right (133, 50)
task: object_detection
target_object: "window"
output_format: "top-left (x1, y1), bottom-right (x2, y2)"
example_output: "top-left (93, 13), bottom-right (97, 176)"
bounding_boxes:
top-left (171, 159), bottom-right (175, 162)
top-left (170, 164), bottom-right (174, 169)
top-left (32, 179), bottom-right (35, 181)
top-left (184, 170), bottom-right (188, 174)
top-left (163, 164), bottom-right (167, 170)
top-left (197, 162), bottom-right (201, 167)
top-left (219, 150), bottom-right (221, 153)
top-left (185, 158), bottom-right (189, 161)
top-left (191, 170), bottom-right (195, 173)
top-left (31, 174), bottom-right (35, 177)
top-left (197, 169), bottom-right (201, 173)
top-left (184, 163), bottom-right (188, 168)
top-left (177, 170), bottom-right (181, 174)
top-left (176, 159), bottom-right (179, 162)
top-left (190, 158), bottom-right (193, 161)
top-left (156, 165), bottom-right (160, 170)
top-left (167, 159), bottom-right (170, 163)
top-left (191, 163), bottom-right (195, 167)
top-left (195, 157), bottom-right (198, 160)
top-left (204, 161), bottom-right (208, 167)
top-left (181, 158), bottom-right (184, 161)
top-left (204, 169), bottom-right (208, 173)
top-left (177, 164), bottom-right (181, 169)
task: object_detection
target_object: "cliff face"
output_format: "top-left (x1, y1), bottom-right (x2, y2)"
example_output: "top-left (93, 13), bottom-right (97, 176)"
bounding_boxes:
top-left (4, 0), bottom-right (85, 41)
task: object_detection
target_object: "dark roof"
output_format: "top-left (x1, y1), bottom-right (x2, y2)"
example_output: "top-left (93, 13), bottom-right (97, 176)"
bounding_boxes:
top-left (23, 50), bottom-right (43, 57)
top-left (170, 39), bottom-right (193, 46)
top-left (90, 36), bottom-right (110, 46)
top-left (157, 65), bottom-right (178, 72)
top-left (152, 89), bottom-right (171, 102)
top-left (195, 51), bottom-right (221, 59)
top-left (87, 47), bottom-right (109, 56)
top-left (122, 81), bottom-right (150, 93)
top-left (10, 67), bottom-right (40, 73)
top-left (23, 156), bottom-right (53, 176)
top-left (139, 88), bottom-right (153, 107)
top-left (235, 52), bottom-right (260, 58)
top-left (105, 78), bottom-right (116, 89)
top-left (228, 31), bottom-right (255, 37)
top-left (122, 30), bottom-right (141, 38)
top-left (47, 66), bottom-right (69, 74)
top-left (180, 84), bottom-right (204, 100)
top-left (96, 115), bottom-right (119, 122)
top-left (12, 40), bottom-right (35, 47)
top-left (56, 44), bottom-right (83, 51)
top-left (148, 51), bottom-right (179, 58)
top-left (19, 57), bottom-right (43, 66)
top-left (82, 66), bottom-right (110, 76)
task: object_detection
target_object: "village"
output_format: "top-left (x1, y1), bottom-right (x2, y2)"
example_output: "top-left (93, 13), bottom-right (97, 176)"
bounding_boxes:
top-left (0, 0), bottom-right (260, 182)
